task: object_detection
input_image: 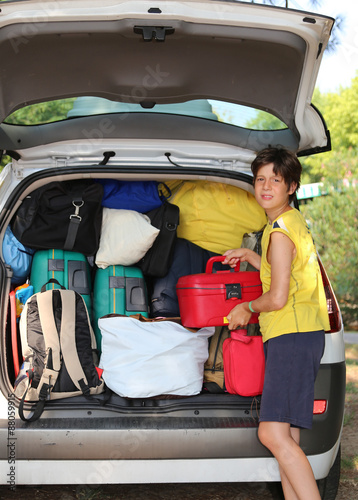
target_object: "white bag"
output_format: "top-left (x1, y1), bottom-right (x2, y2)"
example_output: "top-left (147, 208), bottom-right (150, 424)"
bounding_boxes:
top-left (99, 316), bottom-right (214, 398)
top-left (95, 208), bottom-right (160, 268)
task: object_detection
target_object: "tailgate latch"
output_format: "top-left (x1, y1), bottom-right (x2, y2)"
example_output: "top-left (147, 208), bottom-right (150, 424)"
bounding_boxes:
top-left (134, 26), bottom-right (175, 41)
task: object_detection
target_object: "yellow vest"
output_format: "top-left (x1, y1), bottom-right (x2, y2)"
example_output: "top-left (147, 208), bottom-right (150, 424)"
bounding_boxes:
top-left (259, 209), bottom-right (330, 342)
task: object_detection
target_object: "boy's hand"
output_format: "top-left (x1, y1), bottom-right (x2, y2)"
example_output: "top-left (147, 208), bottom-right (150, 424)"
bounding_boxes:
top-left (223, 248), bottom-right (244, 268)
top-left (223, 248), bottom-right (261, 271)
top-left (226, 302), bottom-right (252, 330)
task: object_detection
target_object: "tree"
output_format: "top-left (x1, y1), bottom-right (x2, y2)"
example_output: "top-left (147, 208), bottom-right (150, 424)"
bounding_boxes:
top-left (5, 99), bottom-right (76, 126)
top-left (301, 188), bottom-right (358, 327)
top-left (299, 80), bottom-right (358, 328)
top-left (303, 77), bottom-right (358, 182)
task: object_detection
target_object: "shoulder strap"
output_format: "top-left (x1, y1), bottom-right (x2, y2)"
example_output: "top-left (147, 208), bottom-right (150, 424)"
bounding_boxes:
top-left (59, 290), bottom-right (91, 394)
top-left (202, 381), bottom-right (226, 394)
top-left (64, 199), bottom-right (84, 251)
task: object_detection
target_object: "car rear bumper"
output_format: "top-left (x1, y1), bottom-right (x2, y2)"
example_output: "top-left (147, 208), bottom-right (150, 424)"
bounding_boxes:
top-left (1, 361), bottom-right (345, 455)
top-left (0, 444), bottom-right (341, 485)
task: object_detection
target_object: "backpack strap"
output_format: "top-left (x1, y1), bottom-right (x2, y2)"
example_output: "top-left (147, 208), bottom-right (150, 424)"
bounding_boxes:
top-left (59, 290), bottom-right (91, 395)
top-left (18, 366), bottom-right (55, 422)
top-left (202, 381), bottom-right (226, 394)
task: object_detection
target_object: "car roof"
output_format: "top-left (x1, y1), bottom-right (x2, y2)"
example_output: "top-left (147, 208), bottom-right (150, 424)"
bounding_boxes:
top-left (0, 0), bottom-right (334, 155)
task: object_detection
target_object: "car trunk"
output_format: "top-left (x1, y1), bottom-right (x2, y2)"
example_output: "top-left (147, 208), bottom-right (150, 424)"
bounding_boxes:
top-left (0, 162), bottom-right (275, 460)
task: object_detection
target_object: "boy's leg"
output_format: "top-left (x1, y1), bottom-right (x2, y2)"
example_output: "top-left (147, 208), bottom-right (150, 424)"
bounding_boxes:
top-left (258, 421), bottom-right (321, 500)
top-left (279, 427), bottom-right (301, 500)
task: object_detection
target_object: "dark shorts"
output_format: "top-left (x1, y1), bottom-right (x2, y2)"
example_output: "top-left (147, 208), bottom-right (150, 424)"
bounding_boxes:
top-left (259, 330), bottom-right (325, 430)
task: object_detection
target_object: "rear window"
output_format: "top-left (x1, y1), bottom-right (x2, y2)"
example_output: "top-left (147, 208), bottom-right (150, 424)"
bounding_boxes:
top-left (5, 97), bottom-right (287, 131)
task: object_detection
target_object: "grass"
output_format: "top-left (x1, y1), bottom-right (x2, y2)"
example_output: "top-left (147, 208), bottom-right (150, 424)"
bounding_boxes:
top-left (345, 343), bottom-right (358, 360)
top-left (342, 456), bottom-right (358, 471)
top-left (346, 381), bottom-right (358, 394)
top-left (76, 486), bottom-right (111, 500)
top-left (341, 344), bottom-right (358, 482)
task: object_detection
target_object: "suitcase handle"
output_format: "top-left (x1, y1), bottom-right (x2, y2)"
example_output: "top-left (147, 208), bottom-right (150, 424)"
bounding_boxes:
top-left (205, 256), bottom-right (240, 274)
top-left (230, 329), bottom-right (252, 343)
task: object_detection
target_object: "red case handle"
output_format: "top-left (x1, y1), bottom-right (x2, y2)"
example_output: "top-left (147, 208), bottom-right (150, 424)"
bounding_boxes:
top-left (205, 255), bottom-right (240, 274)
top-left (230, 329), bottom-right (252, 343)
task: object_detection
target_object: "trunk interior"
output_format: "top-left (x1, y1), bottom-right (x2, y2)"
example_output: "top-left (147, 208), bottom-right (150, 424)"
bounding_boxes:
top-left (2, 168), bottom-right (267, 420)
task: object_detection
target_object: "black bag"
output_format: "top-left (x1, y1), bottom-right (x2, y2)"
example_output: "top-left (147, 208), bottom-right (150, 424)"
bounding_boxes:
top-left (138, 201), bottom-right (180, 278)
top-left (12, 180), bottom-right (103, 256)
top-left (150, 238), bottom-right (219, 317)
top-left (14, 280), bottom-right (105, 422)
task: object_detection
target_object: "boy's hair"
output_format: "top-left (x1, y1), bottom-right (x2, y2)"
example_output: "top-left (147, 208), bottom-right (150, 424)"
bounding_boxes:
top-left (251, 147), bottom-right (302, 203)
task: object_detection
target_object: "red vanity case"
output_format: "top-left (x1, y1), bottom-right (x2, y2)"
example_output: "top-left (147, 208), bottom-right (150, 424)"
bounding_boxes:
top-left (176, 256), bottom-right (262, 328)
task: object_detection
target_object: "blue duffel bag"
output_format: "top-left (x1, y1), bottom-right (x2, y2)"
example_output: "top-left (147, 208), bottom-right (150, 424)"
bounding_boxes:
top-left (2, 226), bottom-right (35, 284)
top-left (96, 179), bottom-right (171, 213)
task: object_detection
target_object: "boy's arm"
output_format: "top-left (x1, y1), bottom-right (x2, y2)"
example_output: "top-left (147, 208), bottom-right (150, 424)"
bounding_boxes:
top-left (223, 247), bottom-right (261, 271)
top-left (226, 232), bottom-right (295, 330)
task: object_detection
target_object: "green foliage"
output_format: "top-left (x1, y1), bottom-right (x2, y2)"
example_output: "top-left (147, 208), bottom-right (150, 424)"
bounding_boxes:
top-left (305, 77), bottom-right (358, 180)
top-left (0, 153), bottom-right (11, 172)
top-left (307, 147), bottom-right (358, 192)
top-left (298, 77), bottom-right (358, 327)
top-left (1, 99), bottom-right (76, 171)
top-left (6, 98), bottom-right (76, 125)
top-left (301, 187), bottom-right (358, 326)
top-left (245, 110), bottom-right (286, 131)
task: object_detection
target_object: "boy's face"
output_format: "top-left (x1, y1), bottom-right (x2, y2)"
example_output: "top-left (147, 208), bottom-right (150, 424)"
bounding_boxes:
top-left (254, 162), bottom-right (297, 212)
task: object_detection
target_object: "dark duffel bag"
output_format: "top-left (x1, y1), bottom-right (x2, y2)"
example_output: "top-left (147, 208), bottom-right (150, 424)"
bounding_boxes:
top-left (12, 180), bottom-right (103, 256)
top-left (138, 201), bottom-right (180, 278)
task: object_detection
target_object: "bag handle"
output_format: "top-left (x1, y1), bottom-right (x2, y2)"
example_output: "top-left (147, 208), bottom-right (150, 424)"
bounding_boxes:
top-left (40, 278), bottom-right (66, 293)
top-left (158, 182), bottom-right (172, 201)
top-left (230, 329), bottom-right (252, 344)
top-left (205, 256), bottom-right (240, 274)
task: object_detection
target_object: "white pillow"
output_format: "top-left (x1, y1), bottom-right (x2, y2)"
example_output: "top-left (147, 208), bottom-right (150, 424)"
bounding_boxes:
top-left (95, 208), bottom-right (160, 268)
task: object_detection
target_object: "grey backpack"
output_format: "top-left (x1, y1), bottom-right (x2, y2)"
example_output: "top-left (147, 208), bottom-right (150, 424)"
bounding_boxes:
top-left (14, 280), bottom-right (105, 422)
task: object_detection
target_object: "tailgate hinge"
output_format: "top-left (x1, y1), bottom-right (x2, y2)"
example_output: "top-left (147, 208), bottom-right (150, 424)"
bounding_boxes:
top-left (12, 162), bottom-right (24, 180)
top-left (219, 160), bottom-right (235, 170)
top-left (52, 156), bottom-right (69, 168)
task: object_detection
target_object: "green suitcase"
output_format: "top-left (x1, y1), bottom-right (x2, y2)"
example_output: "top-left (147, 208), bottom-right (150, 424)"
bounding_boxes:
top-left (30, 249), bottom-right (92, 316)
top-left (93, 265), bottom-right (149, 353)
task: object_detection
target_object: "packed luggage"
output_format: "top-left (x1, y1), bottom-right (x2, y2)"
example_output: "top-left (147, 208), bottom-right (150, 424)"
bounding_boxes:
top-left (7, 177), bottom-right (266, 414)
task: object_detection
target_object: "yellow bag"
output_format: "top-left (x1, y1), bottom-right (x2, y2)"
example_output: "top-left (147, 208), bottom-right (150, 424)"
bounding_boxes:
top-left (166, 180), bottom-right (267, 254)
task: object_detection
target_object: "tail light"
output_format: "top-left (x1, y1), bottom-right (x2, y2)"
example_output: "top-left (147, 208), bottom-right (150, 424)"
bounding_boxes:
top-left (313, 400), bottom-right (327, 414)
top-left (318, 258), bottom-right (342, 333)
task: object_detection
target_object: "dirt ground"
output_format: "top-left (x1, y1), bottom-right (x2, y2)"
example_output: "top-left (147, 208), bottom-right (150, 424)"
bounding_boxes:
top-left (1, 345), bottom-right (357, 500)
top-left (339, 343), bottom-right (358, 498)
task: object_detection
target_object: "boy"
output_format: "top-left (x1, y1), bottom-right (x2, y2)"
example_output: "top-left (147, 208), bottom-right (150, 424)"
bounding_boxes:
top-left (223, 147), bottom-right (329, 500)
